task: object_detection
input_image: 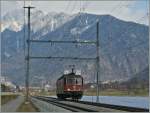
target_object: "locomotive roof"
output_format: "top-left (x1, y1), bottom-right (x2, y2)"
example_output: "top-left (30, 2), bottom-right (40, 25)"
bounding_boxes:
top-left (57, 72), bottom-right (82, 80)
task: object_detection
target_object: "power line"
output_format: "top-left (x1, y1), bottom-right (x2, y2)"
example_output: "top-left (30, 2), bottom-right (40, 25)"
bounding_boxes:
top-left (28, 39), bottom-right (96, 44)
top-left (110, 1), bottom-right (123, 13)
top-left (116, 12), bottom-right (148, 41)
top-left (70, 1), bottom-right (77, 14)
top-left (29, 56), bottom-right (96, 60)
top-left (101, 1), bottom-right (131, 26)
top-left (62, 1), bottom-right (75, 39)
top-left (26, 20), bottom-right (101, 102)
top-left (103, 0), bottom-right (149, 54)
top-left (103, 40), bottom-right (147, 56)
top-left (64, 0), bottom-right (71, 13)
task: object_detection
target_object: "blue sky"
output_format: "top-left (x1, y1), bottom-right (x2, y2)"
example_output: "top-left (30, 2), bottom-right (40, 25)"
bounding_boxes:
top-left (131, 0), bottom-right (148, 12)
top-left (1, 0), bottom-right (149, 25)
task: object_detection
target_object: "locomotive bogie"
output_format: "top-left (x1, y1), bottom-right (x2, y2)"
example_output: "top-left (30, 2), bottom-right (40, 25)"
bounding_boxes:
top-left (57, 91), bottom-right (83, 100)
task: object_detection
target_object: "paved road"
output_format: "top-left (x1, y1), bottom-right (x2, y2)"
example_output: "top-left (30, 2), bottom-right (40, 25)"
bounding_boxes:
top-left (1, 96), bottom-right (24, 112)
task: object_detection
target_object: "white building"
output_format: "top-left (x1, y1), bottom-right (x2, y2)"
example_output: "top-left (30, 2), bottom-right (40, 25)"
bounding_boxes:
top-left (44, 84), bottom-right (51, 91)
top-left (1, 76), bottom-right (16, 88)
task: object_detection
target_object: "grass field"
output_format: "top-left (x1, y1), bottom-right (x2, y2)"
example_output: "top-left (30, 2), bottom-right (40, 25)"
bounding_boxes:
top-left (33, 88), bottom-right (148, 97)
top-left (1, 94), bottom-right (19, 105)
top-left (84, 88), bottom-right (149, 96)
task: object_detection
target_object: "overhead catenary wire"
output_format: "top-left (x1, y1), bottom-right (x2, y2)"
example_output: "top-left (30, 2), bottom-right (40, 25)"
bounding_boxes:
top-left (64, 0), bottom-right (71, 13)
top-left (99, 1), bottom-right (148, 87)
top-left (74, 0), bottom-right (148, 89)
top-left (100, 0), bottom-right (149, 54)
top-left (24, 5), bottom-right (35, 101)
top-left (29, 56), bottom-right (96, 60)
top-left (62, 1), bottom-right (74, 38)
top-left (74, 0), bottom-right (87, 47)
top-left (110, 1), bottom-right (123, 14)
top-left (69, 1), bottom-right (77, 14)
top-left (109, 14), bottom-right (148, 78)
top-left (22, 1), bottom-right (148, 101)
top-left (102, 12), bottom-right (148, 55)
top-left (62, 0), bottom-right (72, 37)
top-left (86, 1), bottom-right (130, 36)
top-left (63, 1), bottom-right (90, 40)
top-left (100, 12), bottom-right (148, 77)
top-left (66, 2), bottom-right (148, 55)
top-left (28, 40), bottom-right (96, 44)
top-left (24, 2), bottom-right (100, 86)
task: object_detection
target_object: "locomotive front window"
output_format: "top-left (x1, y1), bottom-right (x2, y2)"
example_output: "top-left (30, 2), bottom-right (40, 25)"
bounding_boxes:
top-left (67, 78), bottom-right (82, 85)
top-left (67, 78), bottom-right (76, 84)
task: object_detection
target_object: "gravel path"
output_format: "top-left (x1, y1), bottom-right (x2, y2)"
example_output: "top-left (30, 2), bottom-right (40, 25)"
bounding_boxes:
top-left (1, 96), bottom-right (24, 112)
top-left (17, 101), bottom-right (39, 112)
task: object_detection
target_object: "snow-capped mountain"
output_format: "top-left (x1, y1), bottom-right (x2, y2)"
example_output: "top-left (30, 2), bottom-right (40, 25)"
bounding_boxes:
top-left (1, 10), bottom-right (149, 86)
top-left (31, 12), bottom-right (75, 39)
top-left (1, 9), bottom-right (74, 34)
top-left (1, 9), bottom-right (24, 32)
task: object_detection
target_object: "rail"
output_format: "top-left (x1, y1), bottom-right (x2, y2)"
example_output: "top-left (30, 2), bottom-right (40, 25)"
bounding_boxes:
top-left (32, 96), bottom-right (96, 112)
top-left (32, 96), bottom-right (149, 112)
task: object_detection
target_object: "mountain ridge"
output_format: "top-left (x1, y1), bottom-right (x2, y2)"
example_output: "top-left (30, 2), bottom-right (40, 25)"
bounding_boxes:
top-left (1, 10), bottom-right (149, 86)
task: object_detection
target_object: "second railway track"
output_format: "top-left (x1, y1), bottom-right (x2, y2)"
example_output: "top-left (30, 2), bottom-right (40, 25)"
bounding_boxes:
top-left (32, 96), bottom-right (149, 112)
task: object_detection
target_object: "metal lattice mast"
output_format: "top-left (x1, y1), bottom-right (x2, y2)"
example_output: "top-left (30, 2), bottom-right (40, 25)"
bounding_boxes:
top-left (96, 21), bottom-right (100, 103)
top-left (24, 6), bottom-right (35, 101)
top-left (23, 6), bottom-right (100, 102)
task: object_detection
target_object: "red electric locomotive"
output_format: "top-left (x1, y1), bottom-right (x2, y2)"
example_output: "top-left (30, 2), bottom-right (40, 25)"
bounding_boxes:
top-left (56, 68), bottom-right (83, 100)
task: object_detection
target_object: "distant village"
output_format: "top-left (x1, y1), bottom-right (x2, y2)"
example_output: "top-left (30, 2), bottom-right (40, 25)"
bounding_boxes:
top-left (1, 76), bottom-right (21, 92)
top-left (1, 74), bottom-right (148, 96)
top-left (1, 76), bottom-right (52, 93)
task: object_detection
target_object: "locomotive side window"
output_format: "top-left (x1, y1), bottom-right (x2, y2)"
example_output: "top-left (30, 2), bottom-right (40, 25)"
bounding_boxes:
top-left (64, 77), bottom-right (66, 85)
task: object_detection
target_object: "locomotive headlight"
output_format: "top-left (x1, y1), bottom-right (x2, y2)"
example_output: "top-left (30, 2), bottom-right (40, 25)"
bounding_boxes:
top-left (67, 88), bottom-right (70, 91)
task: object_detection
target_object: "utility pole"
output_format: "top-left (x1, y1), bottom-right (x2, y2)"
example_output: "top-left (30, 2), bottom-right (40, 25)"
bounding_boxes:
top-left (22, 8), bottom-right (99, 102)
top-left (96, 21), bottom-right (100, 103)
top-left (24, 6), bottom-right (35, 102)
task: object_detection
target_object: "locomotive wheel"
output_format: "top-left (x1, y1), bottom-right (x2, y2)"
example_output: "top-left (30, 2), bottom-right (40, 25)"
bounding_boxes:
top-left (72, 96), bottom-right (79, 101)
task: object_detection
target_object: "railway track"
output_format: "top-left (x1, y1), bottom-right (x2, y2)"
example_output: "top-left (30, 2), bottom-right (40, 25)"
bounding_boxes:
top-left (32, 96), bottom-right (96, 112)
top-left (33, 96), bottom-right (149, 112)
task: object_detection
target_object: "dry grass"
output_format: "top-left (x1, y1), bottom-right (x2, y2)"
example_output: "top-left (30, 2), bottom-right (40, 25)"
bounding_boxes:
top-left (1, 95), bottom-right (18, 105)
top-left (84, 88), bottom-right (149, 96)
top-left (17, 101), bottom-right (39, 112)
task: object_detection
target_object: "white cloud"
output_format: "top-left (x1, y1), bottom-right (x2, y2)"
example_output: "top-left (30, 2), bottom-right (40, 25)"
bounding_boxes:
top-left (1, 1), bottom-right (149, 25)
top-left (1, 1), bottom-right (18, 16)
